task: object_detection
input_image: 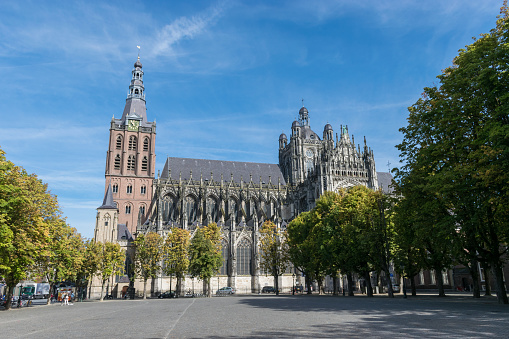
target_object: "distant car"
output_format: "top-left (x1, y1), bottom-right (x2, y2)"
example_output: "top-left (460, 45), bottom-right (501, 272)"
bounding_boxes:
top-left (293, 285), bottom-right (303, 293)
top-left (216, 287), bottom-right (235, 295)
top-left (262, 286), bottom-right (276, 293)
top-left (158, 291), bottom-right (175, 298)
top-left (392, 284), bottom-right (400, 293)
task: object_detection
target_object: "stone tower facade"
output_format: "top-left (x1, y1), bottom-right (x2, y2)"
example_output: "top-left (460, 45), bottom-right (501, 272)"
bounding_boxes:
top-left (279, 106), bottom-right (378, 215)
top-left (104, 56), bottom-right (156, 234)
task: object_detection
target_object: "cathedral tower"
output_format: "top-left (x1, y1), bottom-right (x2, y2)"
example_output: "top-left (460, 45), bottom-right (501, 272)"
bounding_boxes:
top-left (104, 56), bottom-right (156, 234)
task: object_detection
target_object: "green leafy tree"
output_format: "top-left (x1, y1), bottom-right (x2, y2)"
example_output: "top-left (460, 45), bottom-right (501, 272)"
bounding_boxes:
top-left (98, 242), bottom-right (125, 301)
top-left (79, 239), bottom-right (102, 301)
top-left (38, 220), bottom-right (85, 305)
top-left (395, 3), bottom-right (509, 303)
top-left (163, 227), bottom-right (190, 296)
top-left (133, 232), bottom-right (163, 299)
top-left (188, 223), bottom-right (222, 297)
top-left (0, 148), bottom-right (58, 309)
top-left (259, 221), bottom-right (289, 296)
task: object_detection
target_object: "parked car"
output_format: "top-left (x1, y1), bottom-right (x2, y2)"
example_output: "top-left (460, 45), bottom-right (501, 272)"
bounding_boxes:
top-left (261, 286), bottom-right (276, 293)
top-left (216, 287), bottom-right (235, 295)
top-left (158, 291), bottom-right (176, 298)
top-left (293, 285), bottom-right (303, 293)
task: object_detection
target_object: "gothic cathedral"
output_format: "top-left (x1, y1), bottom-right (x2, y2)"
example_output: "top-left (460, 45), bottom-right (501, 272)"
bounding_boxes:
top-left (94, 57), bottom-right (392, 297)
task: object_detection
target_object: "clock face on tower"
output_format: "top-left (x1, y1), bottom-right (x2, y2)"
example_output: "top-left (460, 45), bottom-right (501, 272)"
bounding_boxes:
top-left (306, 149), bottom-right (313, 158)
top-left (128, 119), bottom-right (139, 131)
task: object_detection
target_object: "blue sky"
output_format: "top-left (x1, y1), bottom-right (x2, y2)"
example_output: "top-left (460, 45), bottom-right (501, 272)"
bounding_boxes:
top-left (0, 0), bottom-right (503, 239)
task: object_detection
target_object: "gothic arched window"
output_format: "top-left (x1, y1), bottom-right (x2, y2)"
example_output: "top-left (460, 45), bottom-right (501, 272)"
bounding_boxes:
top-left (140, 185), bottom-right (146, 195)
top-left (141, 156), bottom-right (148, 171)
top-left (126, 185), bottom-right (132, 194)
top-left (186, 196), bottom-right (197, 224)
top-left (114, 155), bottom-right (121, 170)
top-left (139, 205), bottom-right (145, 217)
top-left (236, 238), bottom-right (251, 276)
top-left (143, 138), bottom-right (149, 151)
top-left (129, 136), bottom-right (137, 150)
top-left (116, 136), bottom-right (122, 149)
top-left (127, 155), bottom-right (135, 170)
top-left (125, 205), bottom-right (131, 214)
top-left (162, 195), bottom-right (177, 223)
top-left (112, 184), bottom-right (118, 193)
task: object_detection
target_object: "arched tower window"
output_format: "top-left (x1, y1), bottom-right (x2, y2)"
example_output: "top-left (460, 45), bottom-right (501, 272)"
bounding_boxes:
top-left (236, 238), bottom-right (251, 276)
top-left (140, 185), bottom-right (146, 194)
top-left (116, 136), bottom-right (122, 149)
top-left (127, 155), bottom-right (136, 170)
top-left (139, 205), bottom-right (145, 217)
top-left (134, 89), bottom-right (139, 95)
top-left (129, 136), bottom-right (137, 150)
top-left (219, 240), bottom-right (228, 275)
top-left (143, 138), bottom-right (149, 151)
top-left (126, 184), bottom-right (132, 194)
top-left (114, 155), bottom-right (121, 170)
top-left (141, 156), bottom-right (148, 171)
top-left (112, 184), bottom-right (118, 193)
top-left (125, 205), bottom-right (131, 214)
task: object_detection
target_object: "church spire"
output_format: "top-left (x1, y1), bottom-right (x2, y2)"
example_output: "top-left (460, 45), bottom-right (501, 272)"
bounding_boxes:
top-left (121, 52), bottom-right (147, 124)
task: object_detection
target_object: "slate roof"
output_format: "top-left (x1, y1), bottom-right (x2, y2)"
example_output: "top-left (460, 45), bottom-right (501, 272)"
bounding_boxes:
top-left (377, 172), bottom-right (394, 194)
top-left (160, 157), bottom-right (286, 185)
top-left (98, 184), bottom-right (117, 209)
top-left (117, 224), bottom-right (133, 242)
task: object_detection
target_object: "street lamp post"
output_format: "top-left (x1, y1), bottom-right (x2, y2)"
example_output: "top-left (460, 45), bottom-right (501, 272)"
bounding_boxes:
top-left (292, 273), bottom-right (295, 295)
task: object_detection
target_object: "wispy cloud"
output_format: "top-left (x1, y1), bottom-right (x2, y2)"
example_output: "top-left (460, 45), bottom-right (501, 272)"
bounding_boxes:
top-left (151, 1), bottom-right (229, 58)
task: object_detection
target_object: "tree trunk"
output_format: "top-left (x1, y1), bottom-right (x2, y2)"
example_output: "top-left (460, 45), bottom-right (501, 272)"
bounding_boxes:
top-left (207, 278), bottom-right (212, 298)
top-left (305, 275), bottom-right (312, 294)
top-left (347, 273), bottom-right (354, 296)
top-left (491, 262), bottom-right (508, 304)
top-left (332, 274), bottom-right (338, 296)
top-left (436, 269), bottom-right (445, 297)
top-left (410, 275), bottom-right (417, 296)
top-left (317, 277), bottom-right (323, 295)
top-left (143, 279), bottom-right (148, 300)
top-left (468, 258), bottom-right (481, 298)
top-left (100, 280), bottom-right (106, 301)
top-left (4, 285), bottom-right (13, 310)
top-left (364, 272), bottom-right (373, 297)
top-left (483, 263), bottom-right (491, 296)
top-left (274, 273), bottom-right (280, 296)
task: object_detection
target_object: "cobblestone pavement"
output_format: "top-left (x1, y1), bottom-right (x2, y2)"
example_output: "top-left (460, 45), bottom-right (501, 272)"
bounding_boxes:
top-left (1, 294), bottom-right (508, 338)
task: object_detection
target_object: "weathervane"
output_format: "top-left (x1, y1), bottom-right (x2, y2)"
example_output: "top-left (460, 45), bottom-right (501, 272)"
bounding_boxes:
top-left (301, 98), bottom-right (304, 107)
top-left (137, 45), bottom-right (141, 59)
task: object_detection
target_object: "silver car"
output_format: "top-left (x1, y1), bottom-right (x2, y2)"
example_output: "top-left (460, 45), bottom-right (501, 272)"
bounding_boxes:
top-left (216, 287), bottom-right (235, 295)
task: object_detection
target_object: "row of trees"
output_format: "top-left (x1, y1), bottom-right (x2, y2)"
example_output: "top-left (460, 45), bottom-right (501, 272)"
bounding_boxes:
top-left (393, 4), bottom-right (509, 304)
top-left (0, 147), bottom-right (125, 309)
top-left (285, 188), bottom-right (394, 298)
top-left (132, 223), bottom-right (222, 298)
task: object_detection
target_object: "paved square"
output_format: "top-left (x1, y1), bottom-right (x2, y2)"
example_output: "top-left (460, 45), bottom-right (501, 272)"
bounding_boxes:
top-left (1, 294), bottom-right (508, 338)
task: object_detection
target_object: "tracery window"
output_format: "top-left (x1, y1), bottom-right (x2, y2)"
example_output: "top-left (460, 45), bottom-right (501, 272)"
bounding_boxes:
top-left (116, 136), bottom-right (122, 149)
top-left (186, 196), bottom-right (197, 224)
top-left (141, 156), bottom-right (148, 171)
top-left (126, 185), bottom-right (132, 194)
top-left (112, 184), bottom-right (118, 193)
top-left (143, 138), bottom-right (149, 151)
top-left (140, 186), bottom-right (146, 194)
top-left (162, 195), bottom-right (177, 223)
top-left (236, 238), bottom-right (251, 276)
top-left (128, 136), bottom-right (137, 150)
